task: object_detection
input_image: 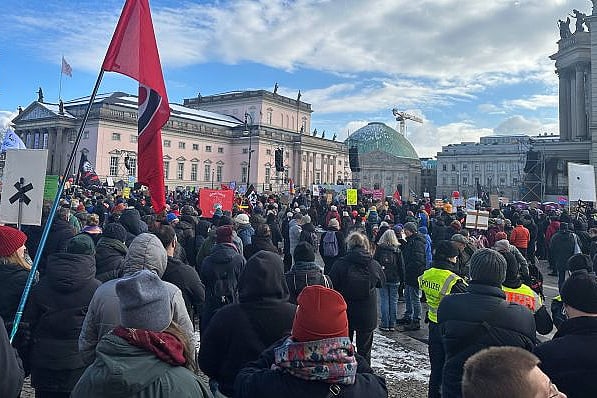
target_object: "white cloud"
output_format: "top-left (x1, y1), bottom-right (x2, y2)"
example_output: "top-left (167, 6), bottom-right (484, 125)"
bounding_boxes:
top-left (408, 120), bottom-right (494, 158)
top-left (0, 110), bottom-right (17, 130)
top-left (494, 115), bottom-right (558, 135)
top-left (503, 94), bottom-right (558, 110)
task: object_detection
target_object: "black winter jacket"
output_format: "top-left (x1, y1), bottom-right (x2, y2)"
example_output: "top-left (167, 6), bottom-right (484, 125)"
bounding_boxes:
top-left (94, 237), bottom-right (127, 282)
top-left (0, 262), bottom-right (30, 323)
top-left (23, 253), bottom-right (100, 393)
top-left (373, 244), bottom-right (404, 283)
top-left (549, 230), bottom-right (576, 272)
top-left (199, 251), bottom-right (295, 397)
top-left (0, 315), bottom-right (23, 398)
top-left (162, 256), bottom-right (205, 321)
top-left (234, 344), bottom-right (387, 398)
top-left (285, 261), bottom-right (333, 304)
top-left (534, 316), bottom-right (597, 398)
top-left (243, 236), bottom-right (279, 260)
top-left (401, 233), bottom-right (427, 287)
top-left (199, 243), bottom-right (245, 330)
top-left (329, 248), bottom-right (385, 331)
top-left (438, 283), bottom-right (537, 398)
top-left (175, 215), bottom-right (198, 267)
top-left (118, 209), bottom-right (148, 247)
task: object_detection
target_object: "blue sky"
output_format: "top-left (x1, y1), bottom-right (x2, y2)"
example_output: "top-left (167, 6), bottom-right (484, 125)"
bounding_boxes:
top-left (0, 0), bottom-right (589, 157)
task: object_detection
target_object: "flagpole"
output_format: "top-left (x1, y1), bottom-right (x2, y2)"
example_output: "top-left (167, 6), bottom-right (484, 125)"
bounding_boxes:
top-left (58, 56), bottom-right (64, 101)
top-left (10, 70), bottom-right (105, 342)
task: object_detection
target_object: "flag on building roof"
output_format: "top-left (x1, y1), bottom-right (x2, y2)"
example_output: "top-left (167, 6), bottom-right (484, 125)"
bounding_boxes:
top-left (77, 152), bottom-right (101, 188)
top-left (61, 56), bottom-right (72, 77)
top-left (101, 0), bottom-right (169, 213)
top-left (0, 129), bottom-right (26, 152)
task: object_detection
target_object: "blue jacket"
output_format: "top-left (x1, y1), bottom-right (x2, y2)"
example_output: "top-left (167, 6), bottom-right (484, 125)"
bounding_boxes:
top-left (419, 226), bottom-right (433, 268)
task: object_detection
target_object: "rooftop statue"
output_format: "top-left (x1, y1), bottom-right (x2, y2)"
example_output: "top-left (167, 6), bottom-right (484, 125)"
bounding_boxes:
top-left (569, 9), bottom-right (588, 32)
top-left (558, 17), bottom-right (572, 39)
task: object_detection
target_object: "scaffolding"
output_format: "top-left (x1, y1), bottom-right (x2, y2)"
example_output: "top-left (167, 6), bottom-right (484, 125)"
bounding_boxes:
top-left (518, 138), bottom-right (545, 202)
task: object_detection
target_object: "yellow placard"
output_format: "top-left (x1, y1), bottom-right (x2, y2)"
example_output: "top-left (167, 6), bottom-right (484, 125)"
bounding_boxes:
top-left (346, 189), bottom-right (358, 205)
top-left (123, 187), bottom-right (131, 199)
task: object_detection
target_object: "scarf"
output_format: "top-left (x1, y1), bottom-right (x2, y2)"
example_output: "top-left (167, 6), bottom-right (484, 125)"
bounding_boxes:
top-left (112, 326), bottom-right (186, 366)
top-left (273, 337), bottom-right (357, 385)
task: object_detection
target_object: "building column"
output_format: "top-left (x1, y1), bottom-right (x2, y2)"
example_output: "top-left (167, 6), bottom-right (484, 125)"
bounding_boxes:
top-left (577, 64), bottom-right (588, 139)
top-left (45, 128), bottom-right (55, 174)
top-left (571, 70), bottom-right (578, 140)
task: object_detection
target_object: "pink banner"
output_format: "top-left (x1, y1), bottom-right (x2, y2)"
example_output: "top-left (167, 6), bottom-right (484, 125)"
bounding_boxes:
top-left (361, 188), bottom-right (385, 200)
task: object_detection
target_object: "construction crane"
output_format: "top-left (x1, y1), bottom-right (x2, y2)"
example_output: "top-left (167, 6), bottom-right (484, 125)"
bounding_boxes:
top-left (392, 108), bottom-right (423, 136)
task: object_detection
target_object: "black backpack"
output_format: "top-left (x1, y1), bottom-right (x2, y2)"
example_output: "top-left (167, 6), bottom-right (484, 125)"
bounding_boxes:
top-left (344, 262), bottom-right (373, 301)
top-left (212, 269), bottom-right (237, 305)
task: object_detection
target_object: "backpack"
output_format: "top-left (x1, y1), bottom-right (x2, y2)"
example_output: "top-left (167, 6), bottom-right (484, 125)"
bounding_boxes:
top-left (322, 231), bottom-right (339, 257)
top-left (300, 229), bottom-right (319, 252)
top-left (377, 248), bottom-right (395, 269)
top-left (212, 269), bottom-right (237, 305)
top-left (344, 262), bottom-right (374, 301)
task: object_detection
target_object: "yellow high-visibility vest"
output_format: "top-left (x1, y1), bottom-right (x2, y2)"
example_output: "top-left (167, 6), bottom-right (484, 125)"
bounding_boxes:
top-left (419, 268), bottom-right (463, 323)
top-left (502, 284), bottom-right (542, 313)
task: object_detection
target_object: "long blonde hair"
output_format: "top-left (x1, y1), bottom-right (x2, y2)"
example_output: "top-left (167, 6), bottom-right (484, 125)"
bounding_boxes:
top-left (378, 229), bottom-right (399, 248)
top-left (0, 251), bottom-right (31, 271)
top-left (346, 231), bottom-right (371, 253)
top-left (164, 322), bottom-right (197, 373)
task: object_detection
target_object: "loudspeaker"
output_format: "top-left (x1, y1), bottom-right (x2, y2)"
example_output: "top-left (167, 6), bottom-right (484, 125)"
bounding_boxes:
top-left (524, 150), bottom-right (539, 173)
top-left (275, 149), bottom-right (284, 172)
top-left (349, 146), bottom-right (361, 172)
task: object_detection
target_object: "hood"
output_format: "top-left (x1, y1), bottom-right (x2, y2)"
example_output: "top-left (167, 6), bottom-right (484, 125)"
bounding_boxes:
top-left (196, 220), bottom-right (211, 237)
top-left (291, 260), bottom-right (324, 273)
top-left (121, 233), bottom-right (168, 277)
top-left (238, 251), bottom-right (289, 302)
top-left (178, 214), bottom-right (197, 226)
top-left (118, 209), bottom-right (147, 236)
top-left (302, 223), bottom-right (315, 233)
top-left (96, 237), bottom-right (128, 256)
top-left (46, 252), bottom-right (96, 291)
top-left (345, 248), bottom-right (372, 266)
top-left (90, 333), bottom-right (175, 397)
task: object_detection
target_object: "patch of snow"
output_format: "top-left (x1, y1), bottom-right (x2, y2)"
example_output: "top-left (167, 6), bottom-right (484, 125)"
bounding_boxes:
top-left (371, 332), bottom-right (431, 382)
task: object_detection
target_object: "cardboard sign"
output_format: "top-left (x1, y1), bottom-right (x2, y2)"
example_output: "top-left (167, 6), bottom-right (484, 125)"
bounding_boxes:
top-left (0, 149), bottom-right (48, 226)
top-left (43, 175), bottom-right (59, 201)
top-left (568, 162), bottom-right (596, 202)
top-left (489, 194), bottom-right (500, 209)
top-left (465, 209), bottom-right (490, 230)
top-left (346, 189), bottom-right (358, 205)
top-left (122, 187), bottom-right (131, 199)
top-left (128, 175), bottom-right (136, 188)
top-left (312, 185), bottom-right (320, 196)
top-left (199, 189), bottom-right (234, 217)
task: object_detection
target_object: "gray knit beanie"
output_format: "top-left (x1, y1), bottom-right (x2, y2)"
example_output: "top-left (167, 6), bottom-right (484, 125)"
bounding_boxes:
top-left (116, 269), bottom-right (172, 332)
top-left (404, 222), bottom-right (418, 233)
top-left (469, 248), bottom-right (507, 287)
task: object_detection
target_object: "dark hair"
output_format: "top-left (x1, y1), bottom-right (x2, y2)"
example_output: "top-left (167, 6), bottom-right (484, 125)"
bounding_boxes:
top-left (255, 223), bottom-right (271, 238)
top-left (152, 224), bottom-right (176, 249)
top-left (462, 347), bottom-right (540, 398)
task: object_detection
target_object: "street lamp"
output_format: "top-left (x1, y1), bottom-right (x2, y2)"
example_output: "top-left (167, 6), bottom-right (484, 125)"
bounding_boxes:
top-left (244, 112), bottom-right (254, 189)
top-left (211, 170), bottom-right (215, 189)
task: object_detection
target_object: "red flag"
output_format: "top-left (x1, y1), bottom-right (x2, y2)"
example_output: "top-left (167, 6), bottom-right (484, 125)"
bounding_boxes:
top-left (102, 0), bottom-right (168, 212)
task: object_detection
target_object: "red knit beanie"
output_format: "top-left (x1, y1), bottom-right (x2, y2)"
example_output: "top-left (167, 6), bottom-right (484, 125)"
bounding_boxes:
top-left (216, 225), bottom-right (234, 243)
top-left (292, 285), bottom-right (349, 342)
top-left (495, 231), bottom-right (508, 241)
top-left (0, 226), bottom-right (27, 257)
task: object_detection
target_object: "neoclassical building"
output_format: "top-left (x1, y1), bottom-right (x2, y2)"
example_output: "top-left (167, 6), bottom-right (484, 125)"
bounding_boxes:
top-left (345, 122), bottom-right (421, 197)
top-left (10, 90), bottom-right (351, 192)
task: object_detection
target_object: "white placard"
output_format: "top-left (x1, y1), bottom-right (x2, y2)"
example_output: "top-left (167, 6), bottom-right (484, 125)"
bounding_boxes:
top-left (312, 184), bottom-right (320, 196)
top-left (0, 149), bottom-right (48, 226)
top-left (465, 209), bottom-right (490, 230)
top-left (568, 162), bottom-right (596, 202)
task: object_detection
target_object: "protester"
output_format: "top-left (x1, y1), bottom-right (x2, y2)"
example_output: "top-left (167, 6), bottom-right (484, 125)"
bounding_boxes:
top-left (199, 225), bottom-right (246, 331)
top-left (462, 347), bottom-right (565, 398)
top-left (80, 213), bottom-right (102, 245)
top-left (535, 271), bottom-right (597, 397)
top-left (419, 226), bottom-right (433, 269)
top-left (286, 242), bottom-right (332, 304)
top-left (153, 223), bottom-right (205, 324)
top-left (195, 216), bottom-right (243, 267)
top-left (0, 315), bottom-right (24, 398)
top-left (0, 226), bottom-right (32, 325)
top-left (549, 223), bottom-right (577, 290)
top-left (21, 234), bottom-right (100, 398)
top-left (235, 213), bottom-right (254, 247)
top-left (319, 218), bottom-right (346, 275)
top-left (72, 270), bottom-right (211, 398)
top-left (325, 205), bottom-right (342, 230)
top-left (451, 234), bottom-right (474, 278)
top-left (175, 205), bottom-right (199, 267)
top-left (329, 232), bottom-right (385, 364)
top-left (79, 233), bottom-right (193, 365)
top-left (419, 241), bottom-right (467, 398)
top-left (233, 285), bottom-right (388, 397)
top-left (374, 229), bottom-right (404, 331)
top-left (118, 208), bottom-right (148, 247)
top-left (243, 223), bottom-right (279, 260)
top-left (266, 211), bottom-right (283, 250)
top-left (36, 206), bottom-right (75, 274)
top-left (399, 222), bottom-right (427, 331)
top-left (94, 222), bottom-right (128, 282)
top-left (199, 251), bottom-right (296, 397)
top-left (438, 248), bottom-right (536, 398)
top-left (509, 219), bottom-right (530, 258)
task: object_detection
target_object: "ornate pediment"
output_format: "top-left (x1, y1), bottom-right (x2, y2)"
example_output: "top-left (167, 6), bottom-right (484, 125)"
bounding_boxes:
top-left (17, 103), bottom-right (55, 121)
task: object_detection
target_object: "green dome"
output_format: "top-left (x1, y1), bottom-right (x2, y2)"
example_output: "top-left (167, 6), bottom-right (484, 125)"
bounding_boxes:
top-left (346, 122), bottom-right (419, 160)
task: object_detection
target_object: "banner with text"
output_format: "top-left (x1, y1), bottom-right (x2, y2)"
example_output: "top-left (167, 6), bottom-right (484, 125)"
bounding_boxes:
top-left (199, 189), bottom-right (234, 217)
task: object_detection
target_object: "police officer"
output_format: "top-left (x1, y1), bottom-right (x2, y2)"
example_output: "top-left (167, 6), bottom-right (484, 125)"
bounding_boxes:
top-left (419, 240), bottom-right (467, 398)
top-left (495, 239), bottom-right (553, 335)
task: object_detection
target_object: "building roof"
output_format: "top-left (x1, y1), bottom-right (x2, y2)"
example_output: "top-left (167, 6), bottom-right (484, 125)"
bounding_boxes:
top-left (346, 122), bottom-right (419, 160)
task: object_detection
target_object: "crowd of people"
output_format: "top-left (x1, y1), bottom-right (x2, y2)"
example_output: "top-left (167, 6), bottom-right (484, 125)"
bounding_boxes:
top-left (1, 187), bottom-right (596, 397)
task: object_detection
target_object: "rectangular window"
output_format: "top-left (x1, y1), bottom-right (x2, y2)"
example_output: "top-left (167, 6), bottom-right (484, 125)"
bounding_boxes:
top-left (442, 164), bottom-right (447, 171)
top-left (111, 132), bottom-right (121, 141)
top-left (179, 142), bottom-right (186, 149)
top-left (451, 164), bottom-right (456, 171)
top-left (205, 145), bottom-right (212, 152)
top-left (462, 164), bottom-right (468, 171)
top-left (266, 149), bottom-right (272, 155)
top-left (127, 158), bottom-right (137, 177)
top-left (451, 177), bottom-right (456, 185)
top-left (475, 164), bottom-right (480, 172)
top-left (83, 130), bottom-right (90, 139)
top-left (216, 165), bottom-right (223, 182)
top-left (265, 167), bottom-right (271, 183)
top-left (204, 164), bottom-right (211, 181)
top-left (462, 176), bottom-right (468, 185)
top-left (217, 147), bottom-right (224, 154)
top-left (163, 161), bottom-right (170, 179)
top-left (192, 143), bottom-right (199, 151)
top-left (316, 172), bottom-right (321, 184)
top-left (164, 140), bottom-right (171, 148)
top-left (241, 166), bottom-right (248, 183)
top-left (499, 163), bottom-right (506, 172)
top-left (130, 135), bottom-right (137, 143)
top-left (242, 148), bottom-right (248, 154)
top-left (42, 132), bottom-right (48, 149)
top-left (109, 156), bottom-right (119, 176)
top-left (177, 162), bottom-right (184, 180)
top-left (190, 164), bottom-right (198, 181)
top-left (499, 177), bottom-right (506, 186)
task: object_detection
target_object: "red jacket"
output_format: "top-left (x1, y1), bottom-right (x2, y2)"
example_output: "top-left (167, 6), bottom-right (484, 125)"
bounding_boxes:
top-left (545, 221), bottom-right (560, 247)
top-left (509, 225), bottom-right (530, 249)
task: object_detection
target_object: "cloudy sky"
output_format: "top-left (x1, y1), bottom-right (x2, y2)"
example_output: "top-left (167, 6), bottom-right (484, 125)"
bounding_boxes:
top-left (0, 0), bottom-right (590, 156)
